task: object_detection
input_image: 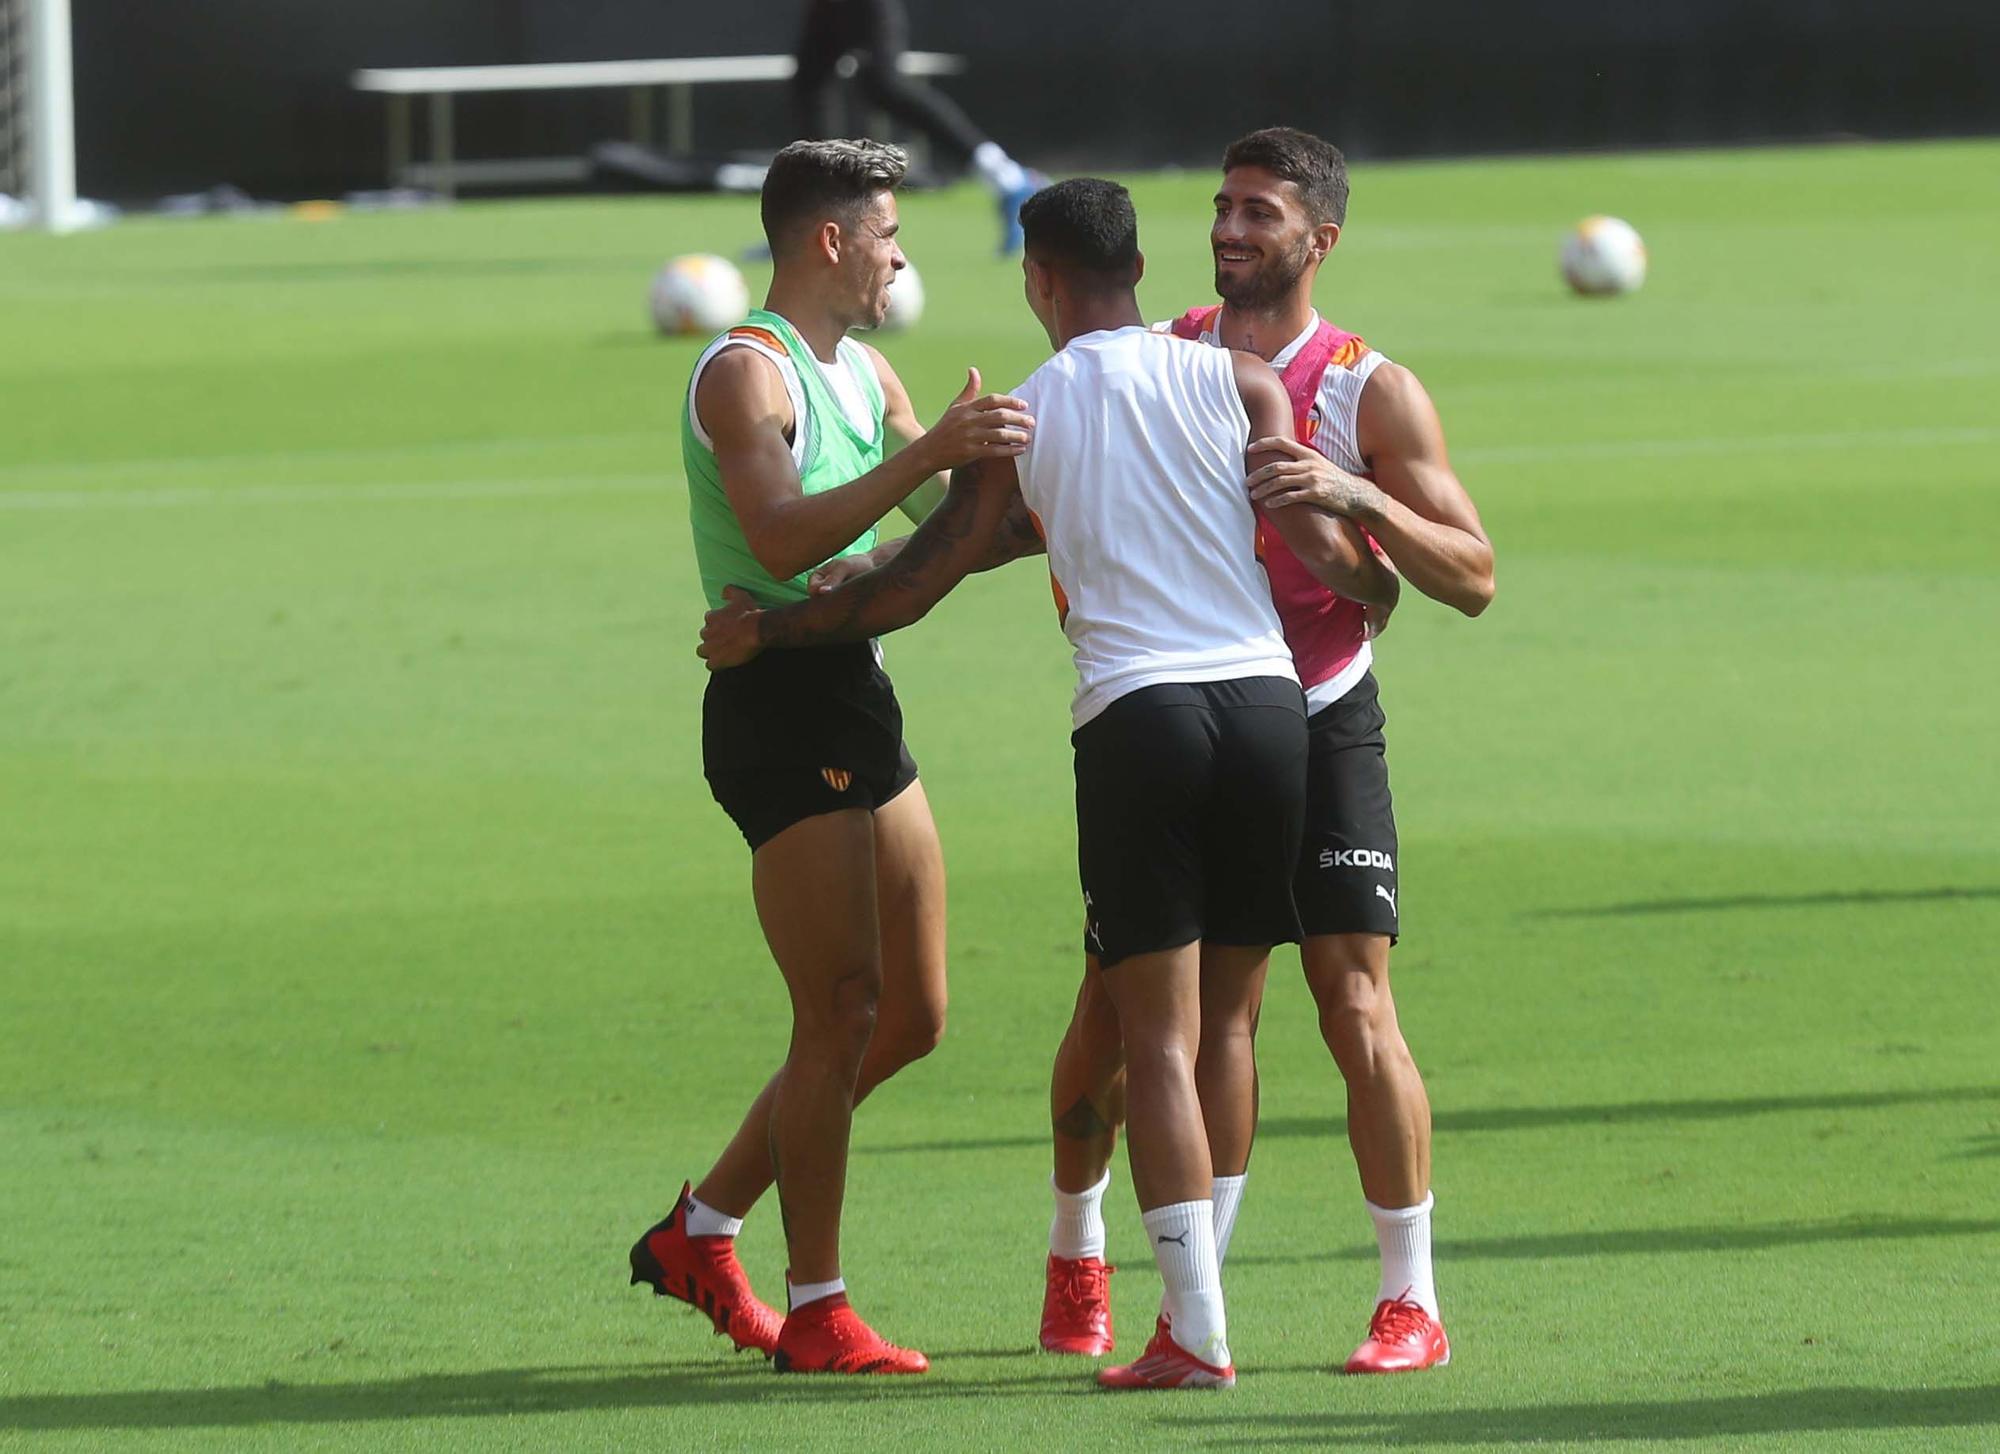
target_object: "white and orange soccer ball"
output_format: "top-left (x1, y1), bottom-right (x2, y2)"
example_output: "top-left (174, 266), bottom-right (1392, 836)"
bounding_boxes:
top-left (650, 253), bottom-right (750, 335)
top-left (1560, 216), bottom-right (1648, 297)
top-left (878, 260), bottom-right (925, 331)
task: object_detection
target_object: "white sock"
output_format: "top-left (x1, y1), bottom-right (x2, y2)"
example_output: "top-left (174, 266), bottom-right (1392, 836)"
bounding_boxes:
top-left (1142, 1199), bottom-right (1228, 1366)
top-left (1050, 1171), bottom-right (1110, 1260)
top-left (682, 1191), bottom-right (743, 1239)
top-left (973, 141), bottom-right (1029, 195)
top-left (787, 1275), bottom-right (846, 1311)
top-left (1211, 1174), bottom-right (1248, 1264)
top-left (1157, 1175), bottom-right (1251, 1325)
top-left (1368, 1192), bottom-right (1438, 1318)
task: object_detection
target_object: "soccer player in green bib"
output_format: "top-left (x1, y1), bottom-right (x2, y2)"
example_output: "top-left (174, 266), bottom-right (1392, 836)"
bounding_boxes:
top-left (628, 139), bottom-right (1035, 1375)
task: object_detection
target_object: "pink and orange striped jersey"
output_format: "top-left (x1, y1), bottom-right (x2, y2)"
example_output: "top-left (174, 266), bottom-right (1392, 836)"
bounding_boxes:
top-left (1165, 305), bottom-right (1389, 711)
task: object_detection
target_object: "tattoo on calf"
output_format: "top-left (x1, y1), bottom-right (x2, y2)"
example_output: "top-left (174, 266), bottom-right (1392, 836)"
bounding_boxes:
top-left (1052, 1094), bottom-right (1113, 1141)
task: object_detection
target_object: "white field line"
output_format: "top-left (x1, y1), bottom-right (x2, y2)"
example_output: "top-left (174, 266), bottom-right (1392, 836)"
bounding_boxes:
top-left (0, 425), bottom-right (1992, 511)
top-left (1457, 424), bottom-right (1999, 465)
top-left (0, 473), bottom-right (665, 511)
top-left (0, 429), bottom-right (663, 486)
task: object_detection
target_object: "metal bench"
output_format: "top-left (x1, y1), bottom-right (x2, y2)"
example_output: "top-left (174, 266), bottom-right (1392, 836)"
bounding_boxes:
top-left (351, 52), bottom-right (966, 197)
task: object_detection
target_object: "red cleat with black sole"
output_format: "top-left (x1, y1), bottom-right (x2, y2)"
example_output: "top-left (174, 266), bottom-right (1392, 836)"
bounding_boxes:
top-left (773, 1290), bottom-right (929, 1374)
top-left (628, 1181), bottom-right (782, 1357)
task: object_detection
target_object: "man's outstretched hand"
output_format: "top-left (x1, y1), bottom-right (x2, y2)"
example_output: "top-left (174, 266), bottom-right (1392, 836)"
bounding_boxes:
top-left (698, 585), bottom-right (764, 672)
top-left (919, 367), bottom-right (1035, 472)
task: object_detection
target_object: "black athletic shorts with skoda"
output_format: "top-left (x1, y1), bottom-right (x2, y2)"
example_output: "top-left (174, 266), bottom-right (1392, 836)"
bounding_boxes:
top-left (1295, 670), bottom-right (1400, 941)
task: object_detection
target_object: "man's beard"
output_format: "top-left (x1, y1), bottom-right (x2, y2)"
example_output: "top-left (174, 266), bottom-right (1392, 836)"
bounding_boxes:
top-left (1215, 235), bottom-right (1313, 311)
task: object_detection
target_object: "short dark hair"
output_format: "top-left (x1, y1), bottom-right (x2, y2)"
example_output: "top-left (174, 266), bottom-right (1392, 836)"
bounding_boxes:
top-left (1222, 127), bottom-right (1349, 226)
top-left (760, 138), bottom-right (907, 247)
top-left (1019, 178), bottom-right (1139, 285)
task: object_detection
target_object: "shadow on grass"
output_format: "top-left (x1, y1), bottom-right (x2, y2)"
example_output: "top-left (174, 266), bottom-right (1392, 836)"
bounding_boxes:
top-left (859, 1085), bottom-right (2000, 1156)
top-left (1527, 885), bottom-right (2000, 918)
top-left (1166, 1384), bottom-right (2000, 1446)
top-left (1269, 1083), bottom-right (2000, 1141)
top-left (0, 1358), bottom-right (1086, 1432)
top-left (1228, 1215), bottom-right (2000, 1267)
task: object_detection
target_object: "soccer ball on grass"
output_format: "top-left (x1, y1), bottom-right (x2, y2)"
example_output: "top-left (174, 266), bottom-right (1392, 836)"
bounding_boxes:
top-left (650, 253), bottom-right (750, 335)
top-left (1560, 216), bottom-right (1647, 297)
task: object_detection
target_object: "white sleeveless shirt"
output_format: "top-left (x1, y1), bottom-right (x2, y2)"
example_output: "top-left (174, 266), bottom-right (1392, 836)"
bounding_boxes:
top-left (1012, 326), bottom-right (1298, 729)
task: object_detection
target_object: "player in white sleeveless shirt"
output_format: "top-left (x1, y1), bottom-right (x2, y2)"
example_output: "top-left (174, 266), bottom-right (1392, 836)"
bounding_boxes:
top-left (1011, 323), bottom-right (1295, 726)
top-left (700, 178), bottom-right (1397, 1389)
top-left (1040, 129), bottom-right (1496, 1379)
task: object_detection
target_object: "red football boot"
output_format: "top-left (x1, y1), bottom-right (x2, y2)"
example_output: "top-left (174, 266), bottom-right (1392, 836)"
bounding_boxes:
top-left (1040, 1254), bottom-right (1116, 1355)
top-left (628, 1182), bottom-right (782, 1357)
top-left (1343, 1295), bottom-right (1450, 1373)
top-left (1096, 1318), bottom-right (1235, 1390)
top-left (773, 1290), bottom-right (929, 1374)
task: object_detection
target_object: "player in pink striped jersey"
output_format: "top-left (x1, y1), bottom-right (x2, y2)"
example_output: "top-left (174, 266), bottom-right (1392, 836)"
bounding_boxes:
top-left (1039, 128), bottom-right (1495, 1377)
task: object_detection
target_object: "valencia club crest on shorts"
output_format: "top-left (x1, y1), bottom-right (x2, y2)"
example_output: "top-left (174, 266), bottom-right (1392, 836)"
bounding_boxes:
top-left (821, 767), bottom-right (853, 793)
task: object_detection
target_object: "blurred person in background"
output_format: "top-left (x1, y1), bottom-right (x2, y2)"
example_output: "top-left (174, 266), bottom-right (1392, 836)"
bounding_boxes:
top-left (1035, 127), bottom-right (1495, 1378)
top-left (792, 0), bottom-right (1042, 253)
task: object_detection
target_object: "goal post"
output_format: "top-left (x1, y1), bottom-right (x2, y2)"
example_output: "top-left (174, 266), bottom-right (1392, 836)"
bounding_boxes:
top-left (1, 0), bottom-right (80, 232)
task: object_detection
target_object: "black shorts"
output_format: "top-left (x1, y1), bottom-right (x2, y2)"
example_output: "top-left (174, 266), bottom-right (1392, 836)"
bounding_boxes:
top-left (1295, 672), bottom-right (1400, 940)
top-left (1072, 676), bottom-right (1308, 969)
top-left (702, 642), bottom-right (919, 851)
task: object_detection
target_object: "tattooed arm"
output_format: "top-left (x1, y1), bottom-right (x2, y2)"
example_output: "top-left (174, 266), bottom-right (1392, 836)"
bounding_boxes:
top-left (971, 490), bottom-right (1046, 573)
top-left (806, 490), bottom-right (1042, 595)
top-left (699, 457), bottom-right (1027, 669)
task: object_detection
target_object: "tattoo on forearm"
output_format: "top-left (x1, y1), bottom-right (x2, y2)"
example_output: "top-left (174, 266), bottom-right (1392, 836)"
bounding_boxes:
top-left (756, 463), bottom-right (990, 648)
top-left (1331, 476), bottom-right (1382, 516)
top-left (1052, 1094), bottom-right (1114, 1141)
top-left (973, 494), bottom-right (1044, 571)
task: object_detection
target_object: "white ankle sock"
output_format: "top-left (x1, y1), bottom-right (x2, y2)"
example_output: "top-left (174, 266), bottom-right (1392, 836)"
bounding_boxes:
top-left (1211, 1174), bottom-right (1248, 1264)
top-left (1156, 1176), bottom-right (1250, 1327)
top-left (1368, 1192), bottom-right (1438, 1317)
top-left (973, 141), bottom-right (1029, 195)
top-left (1050, 1170), bottom-right (1110, 1260)
top-left (1142, 1199), bottom-right (1228, 1366)
top-left (787, 1275), bottom-right (845, 1311)
top-left (682, 1191), bottom-right (742, 1239)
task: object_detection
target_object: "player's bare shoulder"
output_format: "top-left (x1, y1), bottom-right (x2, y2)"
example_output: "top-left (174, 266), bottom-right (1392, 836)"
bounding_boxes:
top-left (698, 340), bottom-right (787, 400)
top-left (1227, 348), bottom-right (1290, 418)
top-left (695, 343), bottom-right (793, 438)
top-left (1227, 346), bottom-right (1279, 383)
top-left (1356, 358), bottom-right (1448, 464)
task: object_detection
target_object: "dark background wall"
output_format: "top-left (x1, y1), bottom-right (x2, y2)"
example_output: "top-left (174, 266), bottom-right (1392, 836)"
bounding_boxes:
top-left (70, 0), bottom-right (1999, 200)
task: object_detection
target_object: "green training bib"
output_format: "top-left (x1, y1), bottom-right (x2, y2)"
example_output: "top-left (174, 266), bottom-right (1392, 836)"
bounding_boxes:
top-left (683, 307), bottom-right (887, 609)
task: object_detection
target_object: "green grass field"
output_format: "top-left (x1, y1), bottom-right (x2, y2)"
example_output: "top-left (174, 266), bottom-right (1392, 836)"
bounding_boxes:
top-left (2, 140), bottom-right (1996, 1451)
